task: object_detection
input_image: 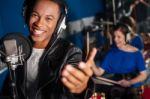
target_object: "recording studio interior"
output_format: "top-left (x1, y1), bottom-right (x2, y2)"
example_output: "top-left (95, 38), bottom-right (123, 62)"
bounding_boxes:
top-left (0, 0), bottom-right (150, 99)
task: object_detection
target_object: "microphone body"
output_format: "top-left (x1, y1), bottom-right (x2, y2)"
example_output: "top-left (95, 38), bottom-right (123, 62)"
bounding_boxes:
top-left (4, 39), bottom-right (19, 70)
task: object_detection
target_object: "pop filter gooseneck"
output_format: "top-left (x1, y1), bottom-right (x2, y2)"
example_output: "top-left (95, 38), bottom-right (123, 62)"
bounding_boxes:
top-left (1, 32), bottom-right (32, 99)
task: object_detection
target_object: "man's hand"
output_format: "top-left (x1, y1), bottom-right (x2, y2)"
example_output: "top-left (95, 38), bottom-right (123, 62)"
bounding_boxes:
top-left (61, 48), bottom-right (97, 93)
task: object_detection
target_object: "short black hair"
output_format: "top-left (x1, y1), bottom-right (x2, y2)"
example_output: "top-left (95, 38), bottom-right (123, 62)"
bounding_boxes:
top-left (23, 0), bottom-right (67, 24)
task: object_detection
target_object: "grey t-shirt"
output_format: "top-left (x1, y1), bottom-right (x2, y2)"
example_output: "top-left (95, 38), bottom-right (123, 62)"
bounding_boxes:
top-left (27, 48), bottom-right (44, 99)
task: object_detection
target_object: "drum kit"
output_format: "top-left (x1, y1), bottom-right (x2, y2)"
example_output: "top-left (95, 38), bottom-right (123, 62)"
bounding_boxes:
top-left (84, 19), bottom-right (118, 99)
top-left (85, 19), bottom-right (114, 59)
top-left (85, 0), bottom-right (150, 99)
top-left (90, 76), bottom-right (126, 99)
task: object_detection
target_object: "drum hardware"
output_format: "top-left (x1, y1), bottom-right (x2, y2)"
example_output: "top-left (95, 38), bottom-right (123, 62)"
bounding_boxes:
top-left (92, 76), bottom-right (127, 99)
top-left (84, 25), bottom-right (104, 59)
top-left (92, 76), bottom-right (128, 99)
top-left (93, 21), bottom-right (113, 26)
top-left (85, 19), bottom-right (113, 56)
top-left (84, 25), bottom-right (104, 33)
top-left (90, 92), bottom-right (106, 99)
top-left (145, 58), bottom-right (150, 68)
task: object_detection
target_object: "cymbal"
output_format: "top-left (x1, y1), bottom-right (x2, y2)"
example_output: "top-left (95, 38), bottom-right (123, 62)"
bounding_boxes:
top-left (93, 21), bottom-right (114, 25)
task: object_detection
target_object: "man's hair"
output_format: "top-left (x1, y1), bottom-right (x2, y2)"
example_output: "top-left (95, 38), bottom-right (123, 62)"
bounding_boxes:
top-left (23, 0), bottom-right (67, 24)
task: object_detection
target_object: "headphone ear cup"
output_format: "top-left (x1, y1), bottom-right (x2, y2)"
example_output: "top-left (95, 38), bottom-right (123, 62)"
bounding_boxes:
top-left (126, 33), bottom-right (131, 43)
top-left (125, 24), bottom-right (133, 43)
top-left (55, 14), bottom-right (66, 35)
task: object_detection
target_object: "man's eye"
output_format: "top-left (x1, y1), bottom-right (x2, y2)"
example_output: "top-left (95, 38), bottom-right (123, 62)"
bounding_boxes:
top-left (46, 17), bottom-right (52, 21)
top-left (31, 13), bottom-right (38, 17)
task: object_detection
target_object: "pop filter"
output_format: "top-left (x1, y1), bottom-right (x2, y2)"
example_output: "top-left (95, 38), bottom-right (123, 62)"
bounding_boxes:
top-left (0, 32), bottom-right (32, 99)
top-left (1, 32), bottom-right (32, 67)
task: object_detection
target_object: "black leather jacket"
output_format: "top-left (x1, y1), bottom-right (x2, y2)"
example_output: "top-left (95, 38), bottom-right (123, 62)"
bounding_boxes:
top-left (1, 36), bottom-right (94, 99)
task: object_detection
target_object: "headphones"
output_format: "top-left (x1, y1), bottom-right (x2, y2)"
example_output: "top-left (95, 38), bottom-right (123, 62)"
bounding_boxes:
top-left (124, 23), bottom-right (136, 42)
top-left (125, 24), bottom-right (134, 34)
top-left (119, 16), bottom-right (136, 41)
top-left (54, 7), bottom-right (67, 36)
top-left (22, 0), bottom-right (67, 36)
top-left (113, 23), bottom-right (133, 43)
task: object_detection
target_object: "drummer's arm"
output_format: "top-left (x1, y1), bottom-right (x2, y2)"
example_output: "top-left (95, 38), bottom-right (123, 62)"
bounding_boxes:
top-left (129, 70), bottom-right (147, 85)
top-left (91, 63), bottom-right (105, 76)
top-left (118, 70), bottom-right (147, 87)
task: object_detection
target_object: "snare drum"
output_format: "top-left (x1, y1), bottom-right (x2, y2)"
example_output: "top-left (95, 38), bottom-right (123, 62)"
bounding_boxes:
top-left (90, 92), bottom-right (105, 99)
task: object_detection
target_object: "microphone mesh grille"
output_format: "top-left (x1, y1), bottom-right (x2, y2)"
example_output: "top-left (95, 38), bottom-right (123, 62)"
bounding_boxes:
top-left (3, 39), bottom-right (18, 56)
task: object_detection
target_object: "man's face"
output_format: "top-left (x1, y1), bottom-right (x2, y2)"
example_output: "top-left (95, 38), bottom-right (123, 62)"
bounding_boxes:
top-left (29, 0), bottom-right (60, 48)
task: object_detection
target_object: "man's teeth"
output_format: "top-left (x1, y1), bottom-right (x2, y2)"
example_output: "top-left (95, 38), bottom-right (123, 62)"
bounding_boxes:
top-left (34, 29), bottom-right (44, 35)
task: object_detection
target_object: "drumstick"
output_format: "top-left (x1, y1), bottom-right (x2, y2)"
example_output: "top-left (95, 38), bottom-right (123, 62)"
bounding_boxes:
top-left (95, 76), bottom-right (120, 85)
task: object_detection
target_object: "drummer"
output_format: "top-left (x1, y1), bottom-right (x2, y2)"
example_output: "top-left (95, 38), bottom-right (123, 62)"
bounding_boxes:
top-left (92, 23), bottom-right (147, 99)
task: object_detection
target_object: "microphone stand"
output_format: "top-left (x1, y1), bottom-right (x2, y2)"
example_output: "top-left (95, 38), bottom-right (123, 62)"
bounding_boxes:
top-left (6, 56), bottom-right (19, 99)
top-left (0, 50), bottom-right (19, 99)
top-left (5, 45), bottom-right (24, 99)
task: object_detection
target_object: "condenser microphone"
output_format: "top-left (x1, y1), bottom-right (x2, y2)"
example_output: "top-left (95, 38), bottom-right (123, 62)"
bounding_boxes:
top-left (1, 32), bottom-right (32, 99)
top-left (2, 32), bottom-right (32, 67)
top-left (3, 39), bottom-right (22, 70)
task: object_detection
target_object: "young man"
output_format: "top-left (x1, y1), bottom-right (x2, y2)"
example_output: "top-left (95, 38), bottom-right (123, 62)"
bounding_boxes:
top-left (0, 0), bottom-right (97, 99)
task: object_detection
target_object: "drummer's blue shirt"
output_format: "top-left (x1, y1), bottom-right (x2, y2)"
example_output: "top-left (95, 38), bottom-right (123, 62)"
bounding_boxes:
top-left (100, 47), bottom-right (146, 87)
top-left (129, 35), bottom-right (144, 51)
